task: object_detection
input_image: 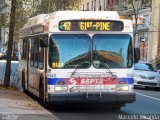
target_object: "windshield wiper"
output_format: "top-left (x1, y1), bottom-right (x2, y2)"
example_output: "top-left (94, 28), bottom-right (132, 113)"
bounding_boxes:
top-left (93, 48), bottom-right (117, 79)
top-left (70, 50), bottom-right (91, 78)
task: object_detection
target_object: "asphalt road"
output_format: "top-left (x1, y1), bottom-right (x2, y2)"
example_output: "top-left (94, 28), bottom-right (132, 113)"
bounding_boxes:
top-left (122, 88), bottom-right (160, 114)
top-left (49, 88), bottom-right (160, 120)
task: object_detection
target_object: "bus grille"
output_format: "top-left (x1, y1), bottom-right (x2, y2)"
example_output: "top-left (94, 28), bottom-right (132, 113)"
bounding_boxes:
top-left (69, 73), bottom-right (117, 98)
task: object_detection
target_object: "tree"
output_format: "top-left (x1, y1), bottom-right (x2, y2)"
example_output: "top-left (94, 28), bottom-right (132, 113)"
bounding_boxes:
top-left (3, 0), bottom-right (17, 88)
top-left (0, 1), bottom-right (9, 49)
top-left (129, 0), bottom-right (141, 45)
top-left (22, 0), bottom-right (41, 17)
top-left (51, 0), bottom-right (82, 11)
top-left (0, 16), bottom-right (3, 26)
top-left (14, 0), bottom-right (29, 42)
top-left (13, 0), bottom-right (40, 49)
top-left (117, 0), bottom-right (151, 45)
top-left (35, 0), bottom-right (82, 15)
top-left (14, 0), bottom-right (83, 49)
top-left (151, 56), bottom-right (160, 69)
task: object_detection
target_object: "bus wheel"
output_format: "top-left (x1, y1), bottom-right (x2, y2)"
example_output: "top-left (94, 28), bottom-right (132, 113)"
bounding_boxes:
top-left (145, 86), bottom-right (150, 89)
top-left (22, 71), bottom-right (26, 91)
top-left (111, 103), bottom-right (124, 111)
top-left (39, 77), bottom-right (50, 108)
top-left (112, 106), bottom-right (122, 111)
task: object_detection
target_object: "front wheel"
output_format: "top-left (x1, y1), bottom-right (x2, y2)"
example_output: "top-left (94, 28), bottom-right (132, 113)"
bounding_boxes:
top-left (39, 77), bottom-right (44, 101)
top-left (111, 106), bottom-right (122, 111)
top-left (39, 77), bottom-right (50, 108)
top-left (145, 86), bottom-right (150, 89)
top-left (154, 87), bottom-right (160, 91)
top-left (110, 103), bottom-right (125, 111)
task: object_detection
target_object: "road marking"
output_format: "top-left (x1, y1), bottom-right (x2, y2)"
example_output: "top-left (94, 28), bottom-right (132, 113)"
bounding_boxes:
top-left (135, 92), bottom-right (160, 101)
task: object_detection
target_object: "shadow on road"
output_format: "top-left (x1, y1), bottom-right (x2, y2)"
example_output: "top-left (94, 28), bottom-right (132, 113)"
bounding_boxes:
top-left (48, 103), bottom-right (127, 120)
top-left (51, 103), bottom-right (124, 113)
top-left (134, 86), bottom-right (160, 91)
top-left (25, 90), bottom-right (130, 120)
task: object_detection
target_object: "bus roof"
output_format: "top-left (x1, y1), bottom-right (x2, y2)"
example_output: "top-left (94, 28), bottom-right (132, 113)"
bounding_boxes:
top-left (49, 11), bottom-right (120, 19)
top-left (24, 14), bottom-right (48, 27)
top-left (23, 11), bottom-right (120, 28)
top-left (20, 11), bottom-right (133, 37)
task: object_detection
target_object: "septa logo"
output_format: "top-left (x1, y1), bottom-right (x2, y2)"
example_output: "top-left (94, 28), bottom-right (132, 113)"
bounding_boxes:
top-left (68, 77), bottom-right (116, 85)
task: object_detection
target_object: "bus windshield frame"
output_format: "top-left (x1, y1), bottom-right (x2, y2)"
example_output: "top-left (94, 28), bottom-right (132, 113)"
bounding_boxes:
top-left (58, 20), bottom-right (124, 31)
top-left (49, 34), bottom-right (133, 69)
top-left (49, 34), bottom-right (91, 69)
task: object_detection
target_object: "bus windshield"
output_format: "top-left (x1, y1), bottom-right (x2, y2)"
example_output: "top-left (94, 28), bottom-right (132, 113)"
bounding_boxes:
top-left (93, 34), bottom-right (133, 68)
top-left (49, 34), bottom-right (133, 69)
top-left (49, 34), bottom-right (91, 68)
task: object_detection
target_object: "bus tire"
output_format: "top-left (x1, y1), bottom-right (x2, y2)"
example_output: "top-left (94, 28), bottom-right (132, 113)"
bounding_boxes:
top-left (145, 86), bottom-right (150, 89)
top-left (110, 103), bottom-right (124, 111)
top-left (39, 77), bottom-right (50, 108)
top-left (22, 71), bottom-right (26, 91)
top-left (112, 106), bottom-right (122, 111)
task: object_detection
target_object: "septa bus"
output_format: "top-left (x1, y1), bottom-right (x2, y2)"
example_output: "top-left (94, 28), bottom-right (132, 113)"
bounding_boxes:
top-left (19, 11), bottom-right (140, 108)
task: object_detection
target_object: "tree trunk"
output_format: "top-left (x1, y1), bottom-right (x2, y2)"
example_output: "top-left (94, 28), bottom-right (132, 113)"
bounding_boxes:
top-left (0, 27), bottom-right (1, 45)
top-left (3, 0), bottom-right (17, 88)
top-left (131, 0), bottom-right (138, 46)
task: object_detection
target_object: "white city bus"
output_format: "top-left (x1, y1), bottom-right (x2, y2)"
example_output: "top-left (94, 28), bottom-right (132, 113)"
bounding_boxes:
top-left (19, 11), bottom-right (139, 108)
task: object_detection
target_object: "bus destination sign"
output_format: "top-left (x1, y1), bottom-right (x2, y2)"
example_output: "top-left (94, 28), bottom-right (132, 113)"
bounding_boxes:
top-left (59, 20), bottom-right (123, 31)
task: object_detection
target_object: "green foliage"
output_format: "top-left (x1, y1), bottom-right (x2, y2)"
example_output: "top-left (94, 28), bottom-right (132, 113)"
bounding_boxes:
top-left (35, 0), bottom-right (82, 15)
top-left (0, 0), bottom-right (10, 28)
top-left (2, 0), bottom-right (83, 41)
top-left (151, 56), bottom-right (160, 69)
top-left (14, 0), bottom-right (40, 40)
top-left (14, 0), bottom-right (28, 41)
top-left (52, 0), bottom-right (82, 11)
top-left (0, 16), bottom-right (3, 26)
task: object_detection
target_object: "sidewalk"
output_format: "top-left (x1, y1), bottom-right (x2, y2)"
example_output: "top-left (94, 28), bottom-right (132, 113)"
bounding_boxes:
top-left (0, 88), bottom-right (59, 120)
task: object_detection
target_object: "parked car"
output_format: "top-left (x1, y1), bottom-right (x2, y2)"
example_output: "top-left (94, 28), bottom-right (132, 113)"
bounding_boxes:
top-left (10, 51), bottom-right (18, 61)
top-left (0, 51), bottom-right (6, 60)
top-left (2, 51), bottom-right (18, 61)
top-left (134, 62), bottom-right (160, 89)
top-left (13, 51), bottom-right (18, 61)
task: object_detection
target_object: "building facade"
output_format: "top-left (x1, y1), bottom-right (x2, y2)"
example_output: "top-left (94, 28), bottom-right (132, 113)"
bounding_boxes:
top-left (80, 0), bottom-right (154, 62)
top-left (136, 8), bottom-right (151, 61)
top-left (81, 0), bottom-right (118, 11)
top-left (148, 0), bottom-right (160, 61)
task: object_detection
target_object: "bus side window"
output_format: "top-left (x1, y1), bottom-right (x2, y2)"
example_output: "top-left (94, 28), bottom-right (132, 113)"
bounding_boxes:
top-left (39, 47), bottom-right (44, 69)
top-left (39, 35), bottom-right (47, 69)
top-left (22, 39), bottom-right (27, 60)
top-left (40, 35), bottom-right (48, 47)
top-left (34, 37), bottom-right (39, 68)
top-left (30, 39), bottom-right (34, 66)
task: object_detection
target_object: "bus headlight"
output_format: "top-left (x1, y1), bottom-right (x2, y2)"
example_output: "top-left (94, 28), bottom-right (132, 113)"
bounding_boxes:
top-left (116, 85), bottom-right (129, 91)
top-left (54, 86), bottom-right (68, 92)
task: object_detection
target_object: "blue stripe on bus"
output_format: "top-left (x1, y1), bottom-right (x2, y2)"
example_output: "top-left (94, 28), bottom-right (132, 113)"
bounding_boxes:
top-left (118, 78), bottom-right (134, 84)
top-left (47, 78), bottom-right (134, 85)
top-left (48, 78), bottom-right (66, 85)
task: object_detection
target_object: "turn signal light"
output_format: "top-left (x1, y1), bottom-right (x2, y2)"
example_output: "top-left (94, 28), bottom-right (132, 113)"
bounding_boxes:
top-left (119, 81), bottom-right (126, 84)
top-left (111, 88), bottom-right (115, 90)
top-left (58, 81), bottom-right (65, 85)
top-left (120, 16), bottom-right (125, 19)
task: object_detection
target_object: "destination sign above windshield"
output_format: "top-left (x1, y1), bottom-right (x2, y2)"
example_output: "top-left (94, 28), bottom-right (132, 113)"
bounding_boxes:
top-left (59, 20), bottom-right (123, 31)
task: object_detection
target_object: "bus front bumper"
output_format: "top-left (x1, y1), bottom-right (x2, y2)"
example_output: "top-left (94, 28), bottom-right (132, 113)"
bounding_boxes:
top-left (48, 92), bottom-right (136, 103)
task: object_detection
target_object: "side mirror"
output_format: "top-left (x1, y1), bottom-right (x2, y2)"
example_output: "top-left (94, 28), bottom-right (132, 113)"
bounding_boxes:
top-left (40, 36), bottom-right (48, 47)
top-left (134, 48), bottom-right (140, 63)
